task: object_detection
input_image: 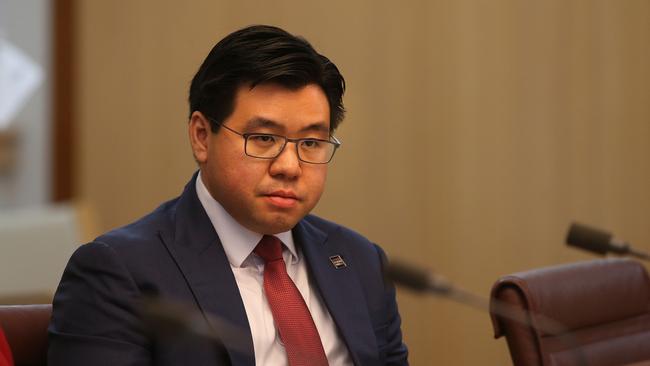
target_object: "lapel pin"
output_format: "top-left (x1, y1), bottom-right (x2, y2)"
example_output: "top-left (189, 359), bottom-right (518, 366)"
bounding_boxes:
top-left (329, 255), bottom-right (347, 269)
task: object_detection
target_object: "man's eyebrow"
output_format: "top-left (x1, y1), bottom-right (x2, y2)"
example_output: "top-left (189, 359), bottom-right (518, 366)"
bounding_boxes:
top-left (299, 122), bottom-right (330, 134)
top-left (245, 117), bottom-right (281, 130)
top-left (244, 118), bottom-right (330, 134)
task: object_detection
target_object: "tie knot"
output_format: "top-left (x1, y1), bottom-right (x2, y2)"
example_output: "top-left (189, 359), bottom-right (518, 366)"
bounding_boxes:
top-left (254, 235), bottom-right (283, 263)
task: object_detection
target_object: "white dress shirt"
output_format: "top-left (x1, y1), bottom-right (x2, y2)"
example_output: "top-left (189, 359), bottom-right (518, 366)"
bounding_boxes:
top-left (196, 172), bottom-right (353, 366)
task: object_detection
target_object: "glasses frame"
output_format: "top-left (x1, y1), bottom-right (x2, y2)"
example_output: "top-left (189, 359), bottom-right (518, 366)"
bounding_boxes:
top-left (206, 116), bottom-right (341, 164)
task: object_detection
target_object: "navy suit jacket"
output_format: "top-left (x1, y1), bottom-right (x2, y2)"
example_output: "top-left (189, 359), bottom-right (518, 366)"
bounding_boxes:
top-left (48, 175), bottom-right (408, 365)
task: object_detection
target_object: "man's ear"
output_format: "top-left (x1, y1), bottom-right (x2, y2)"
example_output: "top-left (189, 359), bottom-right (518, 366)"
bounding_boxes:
top-left (188, 111), bottom-right (212, 163)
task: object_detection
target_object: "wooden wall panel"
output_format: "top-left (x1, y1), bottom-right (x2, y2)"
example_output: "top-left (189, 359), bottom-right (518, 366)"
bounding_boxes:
top-left (74, 1), bottom-right (650, 363)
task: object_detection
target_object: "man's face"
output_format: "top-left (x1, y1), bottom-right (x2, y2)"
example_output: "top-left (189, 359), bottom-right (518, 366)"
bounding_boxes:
top-left (191, 83), bottom-right (331, 234)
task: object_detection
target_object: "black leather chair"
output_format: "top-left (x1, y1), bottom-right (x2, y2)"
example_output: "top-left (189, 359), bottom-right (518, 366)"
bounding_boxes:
top-left (490, 259), bottom-right (650, 366)
top-left (0, 305), bottom-right (51, 366)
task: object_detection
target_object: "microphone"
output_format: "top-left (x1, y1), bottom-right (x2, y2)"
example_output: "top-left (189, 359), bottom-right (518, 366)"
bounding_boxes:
top-left (383, 261), bottom-right (453, 294)
top-left (139, 296), bottom-right (249, 362)
top-left (566, 222), bottom-right (650, 261)
top-left (384, 260), bottom-right (567, 332)
top-left (385, 261), bottom-right (546, 326)
top-left (384, 260), bottom-right (587, 366)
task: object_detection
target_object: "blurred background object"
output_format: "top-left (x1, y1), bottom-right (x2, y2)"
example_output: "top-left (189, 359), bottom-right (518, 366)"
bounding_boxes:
top-left (0, 204), bottom-right (80, 304)
top-left (2, 0), bottom-right (649, 364)
top-left (0, 130), bottom-right (16, 175)
top-left (0, 0), bottom-right (51, 208)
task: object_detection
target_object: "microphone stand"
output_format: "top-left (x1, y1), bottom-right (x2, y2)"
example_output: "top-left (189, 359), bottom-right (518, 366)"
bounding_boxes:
top-left (385, 261), bottom-right (588, 366)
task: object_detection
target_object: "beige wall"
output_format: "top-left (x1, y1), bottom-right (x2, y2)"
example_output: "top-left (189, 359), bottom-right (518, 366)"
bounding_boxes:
top-left (74, 1), bottom-right (650, 364)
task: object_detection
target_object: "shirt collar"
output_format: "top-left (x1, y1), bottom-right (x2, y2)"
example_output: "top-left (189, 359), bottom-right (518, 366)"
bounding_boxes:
top-left (195, 171), bottom-right (296, 267)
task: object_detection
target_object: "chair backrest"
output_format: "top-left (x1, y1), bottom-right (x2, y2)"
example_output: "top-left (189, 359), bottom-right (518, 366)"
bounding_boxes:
top-left (490, 259), bottom-right (650, 366)
top-left (0, 305), bottom-right (51, 366)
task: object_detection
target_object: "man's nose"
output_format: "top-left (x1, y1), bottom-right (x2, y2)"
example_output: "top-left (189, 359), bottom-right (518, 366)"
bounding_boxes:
top-left (268, 141), bottom-right (301, 179)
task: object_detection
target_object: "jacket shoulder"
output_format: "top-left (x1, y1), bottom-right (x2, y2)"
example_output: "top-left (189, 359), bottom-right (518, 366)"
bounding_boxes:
top-left (94, 197), bottom-right (179, 248)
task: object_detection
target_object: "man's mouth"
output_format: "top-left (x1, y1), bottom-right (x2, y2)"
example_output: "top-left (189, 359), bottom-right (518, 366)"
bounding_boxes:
top-left (264, 190), bottom-right (299, 208)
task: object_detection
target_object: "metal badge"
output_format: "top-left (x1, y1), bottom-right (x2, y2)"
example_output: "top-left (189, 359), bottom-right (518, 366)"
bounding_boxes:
top-left (329, 255), bottom-right (347, 269)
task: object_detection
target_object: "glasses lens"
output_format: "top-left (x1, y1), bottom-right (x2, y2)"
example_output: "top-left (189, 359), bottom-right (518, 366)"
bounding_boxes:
top-left (298, 139), bottom-right (336, 164)
top-left (245, 134), bottom-right (284, 158)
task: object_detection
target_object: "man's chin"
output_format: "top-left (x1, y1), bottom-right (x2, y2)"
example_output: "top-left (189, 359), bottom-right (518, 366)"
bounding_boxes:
top-left (255, 215), bottom-right (300, 235)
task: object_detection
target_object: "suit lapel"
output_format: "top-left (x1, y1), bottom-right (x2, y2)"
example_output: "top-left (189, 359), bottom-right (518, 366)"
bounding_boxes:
top-left (295, 219), bottom-right (380, 366)
top-left (159, 174), bottom-right (255, 366)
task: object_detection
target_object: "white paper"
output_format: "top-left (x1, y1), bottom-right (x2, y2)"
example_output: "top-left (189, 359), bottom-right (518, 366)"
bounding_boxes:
top-left (0, 39), bottom-right (44, 129)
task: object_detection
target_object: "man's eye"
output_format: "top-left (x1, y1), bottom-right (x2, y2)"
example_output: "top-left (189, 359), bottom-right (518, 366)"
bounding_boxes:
top-left (249, 135), bottom-right (276, 144)
top-left (300, 140), bottom-right (321, 149)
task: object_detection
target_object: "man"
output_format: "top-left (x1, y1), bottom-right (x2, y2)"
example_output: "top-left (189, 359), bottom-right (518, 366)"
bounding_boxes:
top-left (48, 25), bottom-right (408, 366)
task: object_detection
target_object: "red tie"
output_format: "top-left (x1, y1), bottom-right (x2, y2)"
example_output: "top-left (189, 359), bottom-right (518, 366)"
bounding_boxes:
top-left (255, 235), bottom-right (328, 366)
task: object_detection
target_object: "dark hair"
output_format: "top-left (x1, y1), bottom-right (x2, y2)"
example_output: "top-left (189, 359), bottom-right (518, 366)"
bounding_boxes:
top-left (189, 25), bottom-right (346, 132)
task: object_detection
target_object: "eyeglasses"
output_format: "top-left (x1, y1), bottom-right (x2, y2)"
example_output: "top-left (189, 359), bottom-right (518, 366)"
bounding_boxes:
top-left (207, 117), bottom-right (341, 164)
